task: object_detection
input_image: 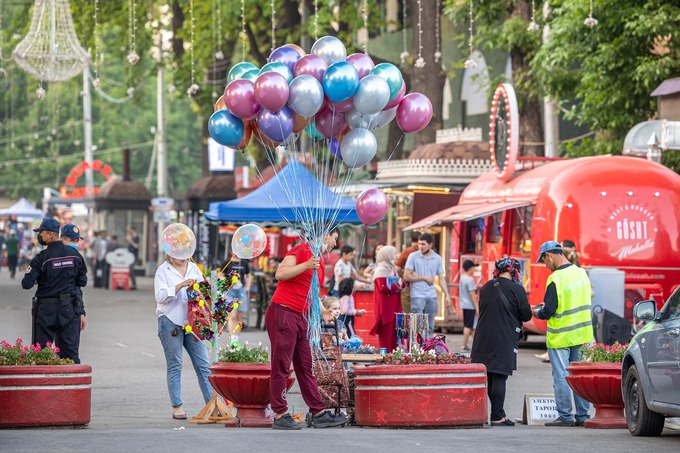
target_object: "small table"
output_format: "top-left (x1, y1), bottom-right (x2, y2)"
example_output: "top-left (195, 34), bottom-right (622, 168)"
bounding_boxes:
top-left (342, 353), bottom-right (381, 366)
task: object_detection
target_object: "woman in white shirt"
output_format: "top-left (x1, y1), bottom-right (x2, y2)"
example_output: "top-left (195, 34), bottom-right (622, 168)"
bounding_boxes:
top-left (155, 254), bottom-right (213, 420)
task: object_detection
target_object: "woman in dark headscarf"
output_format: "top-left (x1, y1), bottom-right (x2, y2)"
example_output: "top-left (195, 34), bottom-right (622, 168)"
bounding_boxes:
top-left (471, 258), bottom-right (532, 426)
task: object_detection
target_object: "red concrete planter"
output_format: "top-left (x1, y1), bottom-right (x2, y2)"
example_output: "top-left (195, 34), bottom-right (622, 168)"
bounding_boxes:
top-left (0, 365), bottom-right (92, 428)
top-left (209, 362), bottom-right (295, 428)
top-left (354, 363), bottom-right (488, 427)
top-left (565, 362), bottom-right (626, 429)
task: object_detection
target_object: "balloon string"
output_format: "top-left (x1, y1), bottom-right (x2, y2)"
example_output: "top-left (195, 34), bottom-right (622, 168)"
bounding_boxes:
top-left (373, 133), bottom-right (404, 182)
top-left (219, 255), bottom-right (234, 275)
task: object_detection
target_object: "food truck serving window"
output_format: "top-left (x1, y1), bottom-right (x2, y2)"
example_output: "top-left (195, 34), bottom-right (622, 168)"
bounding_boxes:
top-left (512, 205), bottom-right (534, 255)
top-left (486, 212), bottom-right (503, 244)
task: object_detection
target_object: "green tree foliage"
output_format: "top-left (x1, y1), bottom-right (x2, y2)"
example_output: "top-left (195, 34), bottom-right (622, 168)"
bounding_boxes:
top-left (533, 0), bottom-right (680, 161)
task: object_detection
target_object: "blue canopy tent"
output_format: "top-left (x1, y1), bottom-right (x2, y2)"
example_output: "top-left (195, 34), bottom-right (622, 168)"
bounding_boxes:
top-left (205, 160), bottom-right (360, 224)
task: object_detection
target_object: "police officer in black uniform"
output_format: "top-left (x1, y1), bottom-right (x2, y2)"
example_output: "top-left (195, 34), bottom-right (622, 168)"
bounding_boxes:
top-left (21, 218), bottom-right (87, 363)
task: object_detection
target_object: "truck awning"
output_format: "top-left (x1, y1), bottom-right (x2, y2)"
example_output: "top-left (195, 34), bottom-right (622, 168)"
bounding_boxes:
top-left (404, 201), bottom-right (533, 231)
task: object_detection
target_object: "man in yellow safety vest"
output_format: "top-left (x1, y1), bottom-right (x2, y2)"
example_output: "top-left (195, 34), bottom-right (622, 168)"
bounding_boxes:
top-left (533, 240), bottom-right (593, 427)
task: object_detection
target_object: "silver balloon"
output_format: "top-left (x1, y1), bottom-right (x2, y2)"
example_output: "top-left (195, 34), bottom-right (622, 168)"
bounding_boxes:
top-left (288, 75), bottom-right (324, 118)
top-left (353, 75), bottom-right (390, 115)
top-left (374, 106), bottom-right (398, 129)
top-left (341, 128), bottom-right (377, 168)
top-left (345, 107), bottom-right (380, 130)
top-left (311, 36), bottom-right (347, 66)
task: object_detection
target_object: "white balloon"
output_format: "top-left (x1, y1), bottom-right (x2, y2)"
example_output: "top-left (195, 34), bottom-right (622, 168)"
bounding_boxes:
top-left (341, 128), bottom-right (377, 168)
top-left (311, 36), bottom-right (347, 66)
top-left (345, 107), bottom-right (380, 130)
top-left (375, 106), bottom-right (398, 128)
top-left (353, 75), bottom-right (390, 115)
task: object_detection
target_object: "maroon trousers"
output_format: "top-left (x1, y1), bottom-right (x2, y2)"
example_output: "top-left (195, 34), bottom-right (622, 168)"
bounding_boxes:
top-left (265, 303), bottom-right (325, 415)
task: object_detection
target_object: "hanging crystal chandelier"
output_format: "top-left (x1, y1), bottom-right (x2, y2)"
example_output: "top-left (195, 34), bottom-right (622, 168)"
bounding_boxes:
top-left (12, 0), bottom-right (89, 82)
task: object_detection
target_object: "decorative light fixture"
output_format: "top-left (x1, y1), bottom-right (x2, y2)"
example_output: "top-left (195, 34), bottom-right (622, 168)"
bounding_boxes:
top-left (92, 0), bottom-right (101, 88)
top-left (240, 0), bottom-right (246, 60)
top-left (270, 0), bottom-right (276, 53)
top-left (362, 0), bottom-right (368, 54)
top-left (128, 0), bottom-right (140, 64)
top-left (187, 0), bottom-right (199, 96)
top-left (12, 0), bottom-right (90, 93)
top-left (400, 0), bottom-right (409, 64)
top-left (584, 0), bottom-right (598, 27)
top-left (314, 0), bottom-right (319, 41)
top-left (527, 0), bottom-right (539, 32)
top-left (414, 0), bottom-right (425, 68)
top-left (434, 0), bottom-right (441, 63)
top-left (464, 0), bottom-right (477, 69)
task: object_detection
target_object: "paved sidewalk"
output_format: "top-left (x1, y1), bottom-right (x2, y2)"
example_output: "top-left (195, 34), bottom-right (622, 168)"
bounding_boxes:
top-left (0, 270), bottom-right (678, 452)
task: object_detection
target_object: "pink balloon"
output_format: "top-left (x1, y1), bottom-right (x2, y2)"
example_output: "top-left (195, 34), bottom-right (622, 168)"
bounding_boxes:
top-left (224, 79), bottom-right (260, 120)
top-left (356, 188), bottom-right (388, 225)
top-left (325, 96), bottom-right (354, 113)
top-left (396, 92), bottom-right (433, 134)
top-left (384, 80), bottom-right (406, 110)
top-left (315, 106), bottom-right (347, 139)
top-left (346, 53), bottom-right (375, 79)
top-left (293, 54), bottom-right (328, 83)
top-left (254, 72), bottom-right (290, 112)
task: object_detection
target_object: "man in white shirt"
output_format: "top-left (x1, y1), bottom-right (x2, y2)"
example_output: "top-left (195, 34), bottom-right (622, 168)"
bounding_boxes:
top-left (404, 233), bottom-right (451, 339)
top-left (331, 245), bottom-right (371, 296)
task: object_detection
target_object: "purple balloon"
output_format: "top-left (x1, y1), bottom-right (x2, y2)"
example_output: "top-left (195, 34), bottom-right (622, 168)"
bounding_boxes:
top-left (396, 92), bottom-right (433, 134)
top-left (254, 72), bottom-right (290, 112)
top-left (268, 46), bottom-right (302, 73)
top-left (293, 54), bottom-right (328, 83)
top-left (224, 79), bottom-right (260, 120)
top-left (356, 188), bottom-right (388, 225)
top-left (346, 53), bottom-right (375, 79)
top-left (258, 106), bottom-right (294, 142)
top-left (329, 138), bottom-right (342, 159)
top-left (315, 107), bottom-right (347, 139)
top-left (384, 80), bottom-right (406, 110)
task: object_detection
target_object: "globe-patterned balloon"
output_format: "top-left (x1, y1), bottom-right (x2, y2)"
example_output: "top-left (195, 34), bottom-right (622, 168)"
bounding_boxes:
top-left (161, 223), bottom-right (196, 260)
top-left (232, 224), bottom-right (267, 259)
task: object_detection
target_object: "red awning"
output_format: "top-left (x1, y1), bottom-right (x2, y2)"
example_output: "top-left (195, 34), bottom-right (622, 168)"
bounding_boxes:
top-left (404, 201), bottom-right (532, 230)
top-left (443, 201), bottom-right (532, 222)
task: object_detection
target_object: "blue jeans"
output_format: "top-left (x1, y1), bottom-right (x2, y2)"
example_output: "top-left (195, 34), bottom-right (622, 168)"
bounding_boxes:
top-left (228, 286), bottom-right (248, 312)
top-left (548, 346), bottom-right (590, 422)
top-left (157, 316), bottom-right (213, 408)
top-left (410, 297), bottom-right (438, 339)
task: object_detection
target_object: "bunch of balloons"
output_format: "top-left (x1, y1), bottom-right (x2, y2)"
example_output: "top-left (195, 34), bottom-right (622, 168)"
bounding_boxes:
top-left (209, 36), bottom-right (433, 171)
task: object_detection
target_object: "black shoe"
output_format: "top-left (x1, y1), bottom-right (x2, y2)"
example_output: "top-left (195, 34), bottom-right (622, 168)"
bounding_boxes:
top-left (307, 411), bottom-right (347, 428)
top-left (272, 413), bottom-right (302, 430)
top-left (491, 419), bottom-right (515, 426)
top-left (545, 419), bottom-right (575, 427)
top-left (574, 420), bottom-right (586, 427)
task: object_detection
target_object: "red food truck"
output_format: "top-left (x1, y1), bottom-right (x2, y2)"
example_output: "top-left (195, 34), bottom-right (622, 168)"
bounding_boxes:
top-left (409, 155), bottom-right (680, 335)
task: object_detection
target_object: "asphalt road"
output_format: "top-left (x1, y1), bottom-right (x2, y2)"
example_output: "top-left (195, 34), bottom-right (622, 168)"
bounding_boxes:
top-left (0, 268), bottom-right (678, 452)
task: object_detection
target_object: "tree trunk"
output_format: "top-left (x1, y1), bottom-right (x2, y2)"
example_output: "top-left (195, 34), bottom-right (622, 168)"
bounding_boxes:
top-left (509, 1), bottom-right (543, 157)
top-left (407, 0), bottom-right (444, 150)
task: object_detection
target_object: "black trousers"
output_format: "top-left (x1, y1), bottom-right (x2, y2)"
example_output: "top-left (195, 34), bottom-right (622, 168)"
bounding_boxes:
top-left (34, 300), bottom-right (81, 364)
top-left (487, 372), bottom-right (509, 421)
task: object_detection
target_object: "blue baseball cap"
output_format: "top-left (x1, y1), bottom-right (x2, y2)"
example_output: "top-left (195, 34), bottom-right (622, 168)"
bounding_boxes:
top-left (33, 218), bottom-right (61, 233)
top-left (537, 240), bottom-right (563, 263)
top-left (61, 223), bottom-right (83, 240)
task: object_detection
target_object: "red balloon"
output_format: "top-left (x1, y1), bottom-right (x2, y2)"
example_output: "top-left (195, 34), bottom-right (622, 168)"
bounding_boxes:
top-left (254, 72), bottom-right (289, 112)
top-left (214, 95), bottom-right (226, 112)
top-left (325, 96), bottom-right (354, 113)
top-left (224, 79), bottom-right (260, 120)
top-left (293, 54), bottom-right (328, 83)
top-left (293, 112), bottom-right (309, 133)
top-left (356, 188), bottom-right (388, 225)
top-left (396, 92), bottom-right (433, 134)
top-left (346, 53), bottom-right (375, 79)
top-left (315, 107), bottom-right (347, 139)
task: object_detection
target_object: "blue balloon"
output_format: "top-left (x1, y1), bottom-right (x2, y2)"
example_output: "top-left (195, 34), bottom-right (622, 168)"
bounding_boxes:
top-left (228, 62), bottom-right (258, 83)
top-left (304, 120), bottom-right (324, 140)
top-left (258, 106), bottom-right (294, 143)
top-left (240, 68), bottom-right (260, 82)
top-left (322, 62), bottom-right (359, 103)
top-left (208, 109), bottom-right (244, 147)
top-left (329, 138), bottom-right (342, 159)
top-left (259, 62), bottom-right (294, 84)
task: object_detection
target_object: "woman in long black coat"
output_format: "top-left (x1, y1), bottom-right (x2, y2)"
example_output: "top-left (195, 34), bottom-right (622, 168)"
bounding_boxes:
top-left (471, 258), bottom-right (532, 426)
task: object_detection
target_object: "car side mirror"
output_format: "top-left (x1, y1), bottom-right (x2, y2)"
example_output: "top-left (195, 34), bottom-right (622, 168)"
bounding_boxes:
top-left (634, 300), bottom-right (657, 321)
